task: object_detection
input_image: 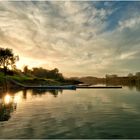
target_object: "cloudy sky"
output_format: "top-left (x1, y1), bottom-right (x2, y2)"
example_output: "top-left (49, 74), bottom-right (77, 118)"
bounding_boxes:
top-left (0, 1), bottom-right (140, 77)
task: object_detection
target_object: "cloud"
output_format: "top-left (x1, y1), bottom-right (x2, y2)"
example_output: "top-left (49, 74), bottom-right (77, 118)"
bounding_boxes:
top-left (119, 16), bottom-right (140, 30)
top-left (0, 1), bottom-right (140, 77)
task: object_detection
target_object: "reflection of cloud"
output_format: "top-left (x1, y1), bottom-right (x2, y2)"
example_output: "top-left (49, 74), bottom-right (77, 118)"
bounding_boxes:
top-left (0, 2), bottom-right (140, 76)
top-left (121, 103), bottom-right (139, 114)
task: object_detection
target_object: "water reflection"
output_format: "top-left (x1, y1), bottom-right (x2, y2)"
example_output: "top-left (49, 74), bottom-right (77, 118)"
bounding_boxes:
top-left (136, 84), bottom-right (140, 92)
top-left (4, 95), bottom-right (11, 104)
top-left (32, 89), bottom-right (63, 97)
top-left (0, 89), bottom-right (63, 121)
top-left (126, 84), bottom-right (140, 92)
top-left (0, 94), bottom-right (17, 121)
top-left (0, 85), bottom-right (140, 122)
top-left (105, 83), bottom-right (140, 92)
top-left (0, 86), bottom-right (140, 138)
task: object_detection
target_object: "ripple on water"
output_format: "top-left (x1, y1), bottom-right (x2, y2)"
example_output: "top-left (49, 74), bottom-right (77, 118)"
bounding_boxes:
top-left (0, 88), bottom-right (140, 138)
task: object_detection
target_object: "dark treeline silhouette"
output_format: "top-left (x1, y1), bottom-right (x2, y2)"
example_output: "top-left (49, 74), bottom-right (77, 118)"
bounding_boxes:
top-left (105, 73), bottom-right (140, 86)
top-left (77, 76), bottom-right (106, 85)
top-left (22, 66), bottom-right (81, 84)
top-left (23, 66), bottom-right (65, 81)
top-left (78, 72), bottom-right (140, 90)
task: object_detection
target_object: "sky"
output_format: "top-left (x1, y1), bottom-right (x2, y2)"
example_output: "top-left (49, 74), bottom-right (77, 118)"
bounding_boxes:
top-left (0, 1), bottom-right (140, 77)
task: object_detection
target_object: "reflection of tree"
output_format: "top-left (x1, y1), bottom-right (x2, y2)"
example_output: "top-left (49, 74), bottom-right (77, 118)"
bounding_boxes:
top-left (23, 89), bottom-right (27, 99)
top-left (0, 88), bottom-right (64, 121)
top-left (136, 84), bottom-right (140, 92)
top-left (32, 89), bottom-right (63, 97)
top-left (0, 95), bottom-right (17, 121)
top-left (32, 89), bottom-right (47, 96)
top-left (128, 84), bottom-right (135, 91)
top-left (48, 90), bottom-right (60, 97)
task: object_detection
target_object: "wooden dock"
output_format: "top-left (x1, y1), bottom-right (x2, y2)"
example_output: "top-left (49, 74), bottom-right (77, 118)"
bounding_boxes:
top-left (24, 85), bottom-right (122, 90)
top-left (76, 86), bottom-right (122, 89)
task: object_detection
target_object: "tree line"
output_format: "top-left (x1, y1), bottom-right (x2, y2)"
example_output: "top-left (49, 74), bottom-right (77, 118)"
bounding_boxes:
top-left (0, 47), bottom-right (64, 81)
top-left (23, 66), bottom-right (65, 81)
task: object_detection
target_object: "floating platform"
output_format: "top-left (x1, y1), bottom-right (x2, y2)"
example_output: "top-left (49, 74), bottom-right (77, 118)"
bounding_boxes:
top-left (76, 86), bottom-right (122, 89)
top-left (25, 85), bottom-right (122, 89)
top-left (24, 85), bottom-right (77, 90)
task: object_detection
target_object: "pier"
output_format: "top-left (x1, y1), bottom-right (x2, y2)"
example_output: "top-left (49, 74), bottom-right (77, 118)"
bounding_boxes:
top-left (6, 78), bottom-right (122, 90)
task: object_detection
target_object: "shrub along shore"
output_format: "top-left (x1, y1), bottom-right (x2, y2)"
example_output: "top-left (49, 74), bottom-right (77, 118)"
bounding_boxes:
top-left (0, 71), bottom-right (81, 90)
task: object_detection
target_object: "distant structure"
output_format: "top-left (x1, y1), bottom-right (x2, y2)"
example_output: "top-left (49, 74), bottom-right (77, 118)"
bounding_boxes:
top-left (105, 74), bottom-right (118, 78)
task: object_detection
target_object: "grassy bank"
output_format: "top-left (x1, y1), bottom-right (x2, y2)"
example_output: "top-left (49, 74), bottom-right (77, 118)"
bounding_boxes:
top-left (0, 72), bottom-right (81, 89)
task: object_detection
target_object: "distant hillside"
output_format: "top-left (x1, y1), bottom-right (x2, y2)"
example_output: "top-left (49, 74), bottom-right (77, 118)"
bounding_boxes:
top-left (74, 76), bottom-right (106, 85)
top-left (74, 75), bottom-right (140, 86)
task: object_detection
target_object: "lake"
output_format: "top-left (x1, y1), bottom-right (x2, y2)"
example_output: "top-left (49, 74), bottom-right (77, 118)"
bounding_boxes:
top-left (0, 86), bottom-right (140, 139)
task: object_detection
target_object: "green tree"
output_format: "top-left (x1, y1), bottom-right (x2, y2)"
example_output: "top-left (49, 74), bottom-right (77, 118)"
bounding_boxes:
top-left (23, 65), bottom-right (29, 74)
top-left (128, 73), bottom-right (133, 77)
top-left (136, 72), bottom-right (140, 77)
top-left (0, 47), bottom-right (19, 75)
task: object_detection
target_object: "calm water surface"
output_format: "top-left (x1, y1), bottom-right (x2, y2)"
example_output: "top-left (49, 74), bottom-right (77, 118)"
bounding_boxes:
top-left (0, 86), bottom-right (140, 138)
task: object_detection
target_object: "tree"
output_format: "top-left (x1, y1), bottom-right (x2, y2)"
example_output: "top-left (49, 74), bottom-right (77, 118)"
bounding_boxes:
top-left (0, 47), bottom-right (19, 75)
top-left (128, 73), bottom-right (133, 77)
top-left (23, 65), bottom-right (29, 74)
top-left (52, 68), bottom-right (59, 74)
top-left (136, 72), bottom-right (140, 78)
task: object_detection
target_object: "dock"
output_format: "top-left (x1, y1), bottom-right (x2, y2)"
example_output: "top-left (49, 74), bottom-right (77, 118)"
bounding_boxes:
top-left (23, 85), bottom-right (122, 90)
top-left (76, 86), bottom-right (122, 89)
top-left (7, 78), bottom-right (122, 90)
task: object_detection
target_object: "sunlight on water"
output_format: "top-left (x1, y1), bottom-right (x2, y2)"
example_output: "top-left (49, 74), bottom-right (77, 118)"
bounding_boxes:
top-left (13, 92), bottom-right (22, 103)
top-left (0, 87), bottom-right (140, 138)
top-left (4, 94), bottom-right (11, 104)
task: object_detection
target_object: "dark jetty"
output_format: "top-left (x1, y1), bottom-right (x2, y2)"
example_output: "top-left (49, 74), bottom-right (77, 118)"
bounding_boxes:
top-left (76, 86), bottom-right (122, 89)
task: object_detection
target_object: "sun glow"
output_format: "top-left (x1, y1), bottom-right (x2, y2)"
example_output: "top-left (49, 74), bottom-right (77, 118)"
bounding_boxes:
top-left (4, 94), bottom-right (11, 104)
top-left (4, 93), bottom-right (22, 105)
top-left (16, 56), bottom-right (53, 71)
